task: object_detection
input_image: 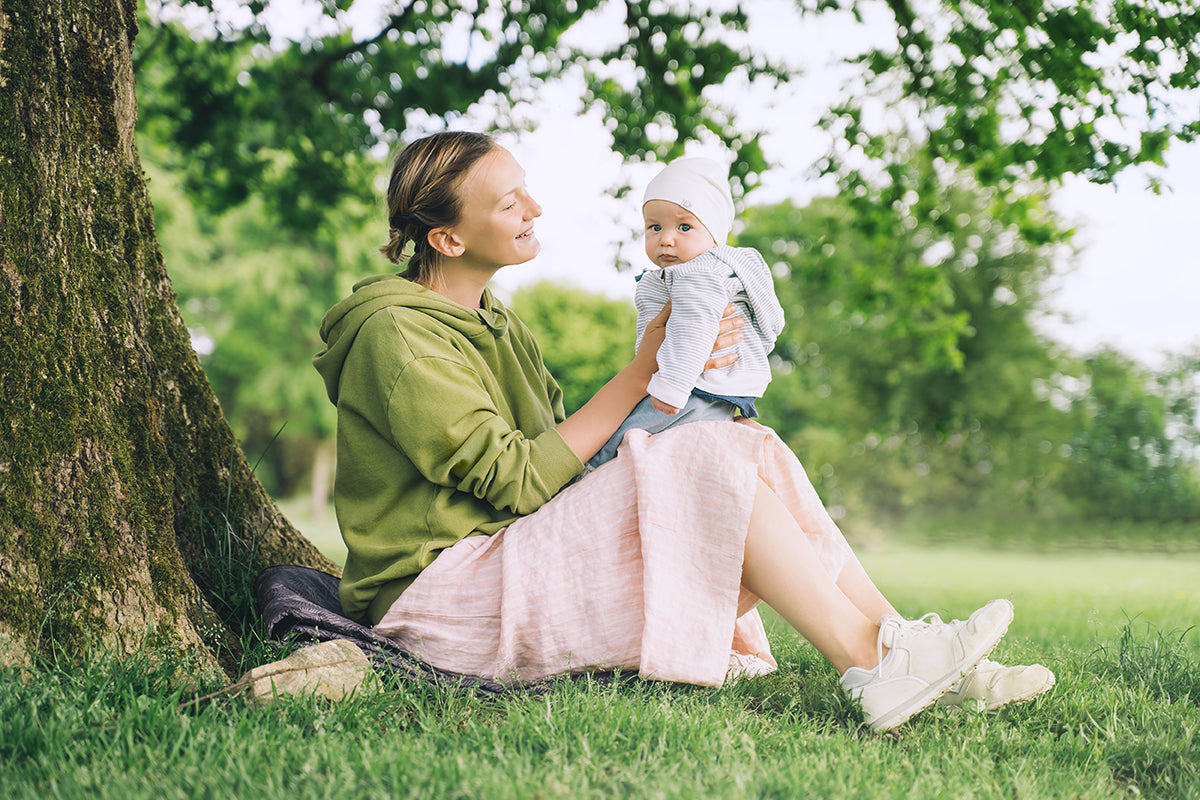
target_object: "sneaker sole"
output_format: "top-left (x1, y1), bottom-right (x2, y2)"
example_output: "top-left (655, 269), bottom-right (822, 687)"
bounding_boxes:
top-left (870, 599), bottom-right (1015, 732)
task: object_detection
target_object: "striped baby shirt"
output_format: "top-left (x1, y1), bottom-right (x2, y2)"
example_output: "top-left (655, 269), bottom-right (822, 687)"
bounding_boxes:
top-left (634, 245), bottom-right (786, 410)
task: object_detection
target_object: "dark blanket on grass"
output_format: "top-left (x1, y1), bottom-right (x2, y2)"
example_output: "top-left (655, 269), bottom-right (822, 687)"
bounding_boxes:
top-left (255, 564), bottom-right (523, 696)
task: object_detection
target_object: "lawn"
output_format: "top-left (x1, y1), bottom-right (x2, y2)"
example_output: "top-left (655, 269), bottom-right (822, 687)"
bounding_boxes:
top-left (3, 541), bottom-right (1198, 799)
top-left (860, 545), bottom-right (1200, 659)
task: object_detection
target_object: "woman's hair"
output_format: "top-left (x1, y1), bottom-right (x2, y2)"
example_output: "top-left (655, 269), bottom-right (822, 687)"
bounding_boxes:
top-left (379, 131), bottom-right (498, 286)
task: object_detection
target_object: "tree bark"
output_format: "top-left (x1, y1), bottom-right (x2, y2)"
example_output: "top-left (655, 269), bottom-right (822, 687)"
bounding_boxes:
top-left (0, 0), bottom-right (338, 678)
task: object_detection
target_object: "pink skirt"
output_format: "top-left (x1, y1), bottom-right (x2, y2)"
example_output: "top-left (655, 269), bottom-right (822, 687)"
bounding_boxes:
top-left (375, 420), bottom-right (853, 687)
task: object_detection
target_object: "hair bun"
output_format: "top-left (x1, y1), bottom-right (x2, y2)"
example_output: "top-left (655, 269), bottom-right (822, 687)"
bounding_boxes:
top-left (379, 226), bottom-right (409, 264)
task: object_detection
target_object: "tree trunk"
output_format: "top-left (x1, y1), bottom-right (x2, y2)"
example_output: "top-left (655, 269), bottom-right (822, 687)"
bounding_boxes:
top-left (0, 0), bottom-right (338, 678)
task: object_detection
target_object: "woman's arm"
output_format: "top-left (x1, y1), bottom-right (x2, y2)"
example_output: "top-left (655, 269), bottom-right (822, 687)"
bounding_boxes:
top-left (555, 303), bottom-right (743, 462)
top-left (386, 353), bottom-right (582, 516)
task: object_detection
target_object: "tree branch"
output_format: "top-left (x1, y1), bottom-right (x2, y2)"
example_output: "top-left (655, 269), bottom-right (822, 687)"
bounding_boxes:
top-left (310, 4), bottom-right (418, 95)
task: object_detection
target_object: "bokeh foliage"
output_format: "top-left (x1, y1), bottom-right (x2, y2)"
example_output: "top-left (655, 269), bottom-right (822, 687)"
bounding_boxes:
top-left (140, 136), bottom-right (373, 494)
top-left (135, 0), bottom-right (777, 228)
top-left (1061, 349), bottom-right (1200, 521)
top-left (735, 163), bottom-right (1200, 524)
top-left (508, 283), bottom-right (638, 417)
top-left (738, 160), bottom-right (1071, 518)
top-left (135, 1), bottom-right (1200, 525)
top-left (816, 0), bottom-right (1200, 191)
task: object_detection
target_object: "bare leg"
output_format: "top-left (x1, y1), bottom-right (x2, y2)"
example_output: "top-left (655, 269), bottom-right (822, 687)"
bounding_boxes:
top-left (741, 478), bottom-right (883, 675)
top-left (836, 556), bottom-right (900, 623)
top-left (750, 428), bottom-right (899, 624)
top-left (743, 480), bottom-right (1021, 730)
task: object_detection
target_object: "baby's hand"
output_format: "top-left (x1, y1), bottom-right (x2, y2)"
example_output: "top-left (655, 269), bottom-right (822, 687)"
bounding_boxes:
top-left (651, 397), bottom-right (679, 415)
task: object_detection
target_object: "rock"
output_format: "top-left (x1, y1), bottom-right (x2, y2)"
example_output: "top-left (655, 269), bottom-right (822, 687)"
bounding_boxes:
top-left (242, 639), bottom-right (374, 703)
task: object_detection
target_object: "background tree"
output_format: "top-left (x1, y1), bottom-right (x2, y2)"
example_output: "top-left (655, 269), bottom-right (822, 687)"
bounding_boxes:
top-left (739, 156), bottom-right (1075, 520)
top-left (818, 0), bottom-right (1200, 191)
top-left (1060, 349), bottom-right (1200, 520)
top-left (141, 140), bottom-right (381, 507)
top-left (509, 282), bottom-right (638, 415)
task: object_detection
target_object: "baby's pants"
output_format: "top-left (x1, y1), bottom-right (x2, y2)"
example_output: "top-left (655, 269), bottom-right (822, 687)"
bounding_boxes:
top-left (586, 394), bottom-right (738, 471)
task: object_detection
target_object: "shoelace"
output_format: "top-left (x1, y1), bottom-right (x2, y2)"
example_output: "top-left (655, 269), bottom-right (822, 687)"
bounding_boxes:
top-left (877, 612), bottom-right (960, 666)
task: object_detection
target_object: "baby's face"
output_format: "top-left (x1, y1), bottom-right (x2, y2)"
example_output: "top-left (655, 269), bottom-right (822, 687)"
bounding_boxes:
top-left (643, 200), bottom-right (717, 268)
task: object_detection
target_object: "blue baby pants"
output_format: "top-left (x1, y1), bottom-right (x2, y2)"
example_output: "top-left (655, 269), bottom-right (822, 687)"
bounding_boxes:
top-left (585, 393), bottom-right (739, 471)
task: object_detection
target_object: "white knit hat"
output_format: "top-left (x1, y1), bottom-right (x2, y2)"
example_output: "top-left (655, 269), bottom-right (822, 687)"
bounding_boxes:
top-left (642, 157), bottom-right (735, 244)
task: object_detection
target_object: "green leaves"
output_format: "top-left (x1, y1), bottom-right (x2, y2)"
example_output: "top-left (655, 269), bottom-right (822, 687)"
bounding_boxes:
top-left (508, 282), bottom-right (637, 416)
top-left (822, 0), bottom-right (1200, 192)
top-left (138, 0), bottom-right (1200, 234)
top-left (1060, 349), bottom-right (1200, 520)
top-left (576, 1), bottom-right (774, 193)
top-left (136, 1), bottom-right (776, 228)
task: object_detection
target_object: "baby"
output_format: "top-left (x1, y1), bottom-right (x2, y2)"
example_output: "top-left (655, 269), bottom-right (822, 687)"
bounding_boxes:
top-left (586, 157), bottom-right (785, 470)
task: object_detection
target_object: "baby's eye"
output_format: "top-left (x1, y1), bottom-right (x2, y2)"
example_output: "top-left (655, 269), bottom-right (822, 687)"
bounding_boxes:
top-left (679, 223), bottom-right (692, 232)
top-left (649, 224), bottom-right (662, 232)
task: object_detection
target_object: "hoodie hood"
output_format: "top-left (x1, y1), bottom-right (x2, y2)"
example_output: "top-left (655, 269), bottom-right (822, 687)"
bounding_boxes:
top-left (313, 273), bottom-right (509, 404)
top-left (720, 246), bottom-right (785, 347)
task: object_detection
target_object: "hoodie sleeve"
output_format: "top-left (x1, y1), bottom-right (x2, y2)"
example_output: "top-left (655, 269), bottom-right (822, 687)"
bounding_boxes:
top-left (648, 266), bottom-right (728, 410)
top-left (512, 315), bottom-right (568, 422)
top-left (387, 355), bottom-right (581, 516)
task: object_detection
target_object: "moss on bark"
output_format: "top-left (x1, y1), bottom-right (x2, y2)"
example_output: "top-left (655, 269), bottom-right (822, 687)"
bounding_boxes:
top-left (0, 0), bottom-right (337, 677)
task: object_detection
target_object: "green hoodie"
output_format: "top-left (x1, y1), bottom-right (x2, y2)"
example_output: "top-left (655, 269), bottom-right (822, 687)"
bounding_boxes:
top-left (314, 274), bottom-right (583, 624)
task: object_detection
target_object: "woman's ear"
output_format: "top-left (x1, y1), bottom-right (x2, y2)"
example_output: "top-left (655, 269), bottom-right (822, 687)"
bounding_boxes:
top-left (427, 227), bottom-right (465, 258)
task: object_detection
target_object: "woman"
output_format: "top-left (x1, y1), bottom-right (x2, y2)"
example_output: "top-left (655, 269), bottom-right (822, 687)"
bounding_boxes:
top-left (313, 131), bottom-right (1053, 732)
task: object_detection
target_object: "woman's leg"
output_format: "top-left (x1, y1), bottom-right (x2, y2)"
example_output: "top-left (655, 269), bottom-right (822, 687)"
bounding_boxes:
top-left (751, 427), bottom-right (899, 624)
top-left (741, 478), bottom-right (882, 675)
top-left (742, 477), bottom-right (1015, 731)
top-left (835, 555), bottom-right (900, 623)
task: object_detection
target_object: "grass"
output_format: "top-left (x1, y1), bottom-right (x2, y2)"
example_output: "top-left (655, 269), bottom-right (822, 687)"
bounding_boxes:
top-left (3, 542), bottom-right (1199, 799)
top-left (859, 545), bottom-right (1200, 653)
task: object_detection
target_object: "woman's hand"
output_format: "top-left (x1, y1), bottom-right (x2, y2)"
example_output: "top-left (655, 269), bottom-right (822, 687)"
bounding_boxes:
top-left (705, 304), bottom-right (744, 370)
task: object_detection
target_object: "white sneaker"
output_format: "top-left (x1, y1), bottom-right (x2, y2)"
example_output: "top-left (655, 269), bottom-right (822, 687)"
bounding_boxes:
top-left (839, 599), bottom-right (1014, 732)
top-left (938, 658), bottom-right (1056, 710)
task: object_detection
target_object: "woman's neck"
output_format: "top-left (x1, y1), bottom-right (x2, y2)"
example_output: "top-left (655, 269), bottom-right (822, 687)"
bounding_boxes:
top-left (422, 261), bottom-right (496, 308)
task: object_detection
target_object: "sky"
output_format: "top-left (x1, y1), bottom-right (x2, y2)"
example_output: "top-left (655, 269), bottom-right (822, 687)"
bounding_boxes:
top-left (241, 0), bottom-right (1200, 366)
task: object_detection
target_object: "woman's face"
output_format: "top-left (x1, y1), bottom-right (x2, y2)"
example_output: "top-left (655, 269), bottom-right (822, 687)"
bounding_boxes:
top-left (449, 146), bottom-right (543, 271)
